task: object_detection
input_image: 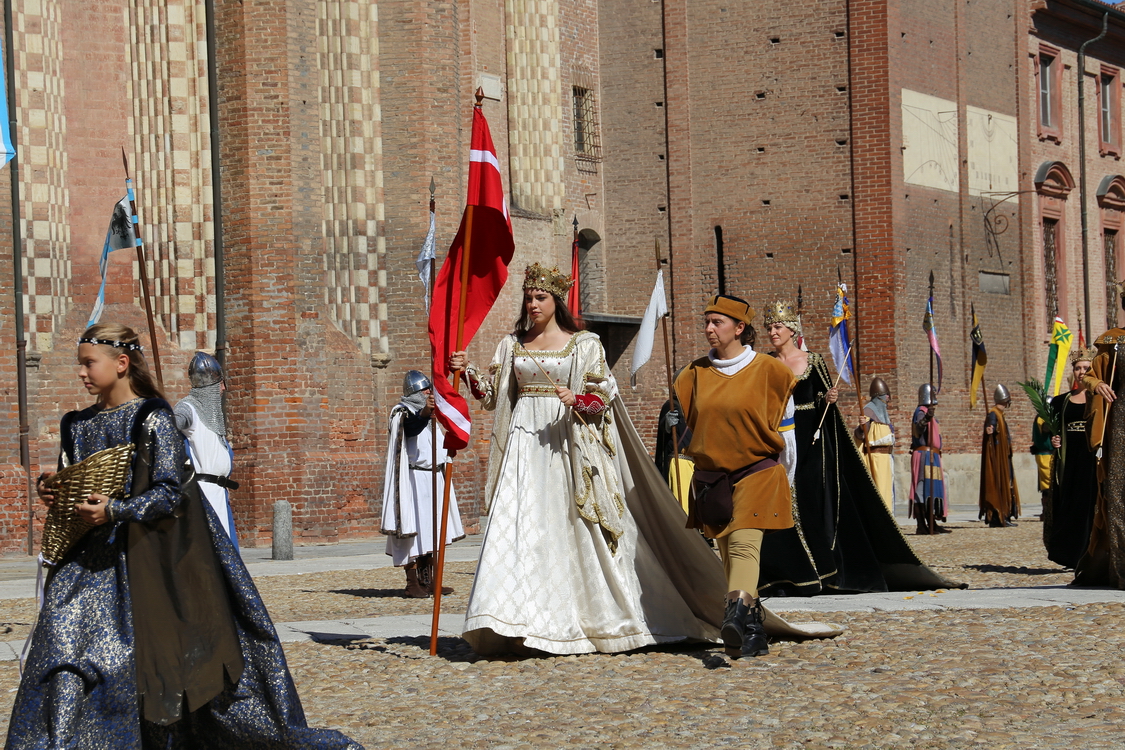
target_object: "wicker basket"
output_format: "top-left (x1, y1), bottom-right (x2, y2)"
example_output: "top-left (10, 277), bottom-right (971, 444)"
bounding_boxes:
top-left (41, 443), bottom-right (135, 565)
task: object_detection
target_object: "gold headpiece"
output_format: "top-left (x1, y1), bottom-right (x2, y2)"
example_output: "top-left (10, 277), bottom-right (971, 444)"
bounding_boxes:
top-left (1070, 346), bottom-right (1097, 364)
top-left (761, 300), bottom-right (801, 336)
top-left (523, 263), bottom-right (574, 299)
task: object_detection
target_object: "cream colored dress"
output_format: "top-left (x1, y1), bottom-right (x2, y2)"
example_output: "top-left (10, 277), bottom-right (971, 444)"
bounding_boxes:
top-left (461, 332), bottom-right (722, 655)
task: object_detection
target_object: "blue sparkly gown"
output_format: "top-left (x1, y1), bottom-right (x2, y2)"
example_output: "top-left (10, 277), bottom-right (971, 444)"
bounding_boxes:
top-left (7, 398), bottom-right (362, 750)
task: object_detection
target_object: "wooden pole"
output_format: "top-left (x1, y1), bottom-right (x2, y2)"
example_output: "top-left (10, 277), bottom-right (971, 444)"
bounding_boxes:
top-left (431, 91), bottom-right (485, 655)
top-left (121, 149), bottom-right (164, 392)
top-left (655, 240), bottom-right (683, 506)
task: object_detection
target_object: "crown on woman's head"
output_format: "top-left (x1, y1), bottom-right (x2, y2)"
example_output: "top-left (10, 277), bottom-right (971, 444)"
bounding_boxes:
top-left (1070, 346), bottom-right (1098, 364)
top-left (762, 300), bottom-right (801, 330)
top-left (523, 263), bottom-right (574, 299)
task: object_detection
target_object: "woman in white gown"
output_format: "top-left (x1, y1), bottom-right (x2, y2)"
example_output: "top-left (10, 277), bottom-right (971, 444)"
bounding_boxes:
top-left (450, 263), bottom-right (727, 655)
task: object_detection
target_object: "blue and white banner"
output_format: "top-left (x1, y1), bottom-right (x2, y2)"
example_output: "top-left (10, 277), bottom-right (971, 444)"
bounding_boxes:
top-left (0, 40), bottom-right (13, 166)
top-left (87, 195), bottom-right (137, 326)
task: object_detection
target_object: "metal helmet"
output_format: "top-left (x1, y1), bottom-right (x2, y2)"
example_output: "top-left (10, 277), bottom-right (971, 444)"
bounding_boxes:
top-left (402, 370), bottom-right (432, 397)
top-left (869, 377), bottom-right (890, 400)
top-left (188, 351), bottom-right (223, 388)
top-left (918, 383), bottom-right (937, 406)
top-left (993, 382), bottom-right (1011, 406)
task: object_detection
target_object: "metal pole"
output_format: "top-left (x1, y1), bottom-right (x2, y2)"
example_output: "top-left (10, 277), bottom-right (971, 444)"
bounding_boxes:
top-left (204, 0), bottom-right (226, 368)
top-left (655, 240), bottom-right (683, 504)
top-left (1078, 13), bottom-right (1109, 340)
top-left (5, 0), bottom-right (34, 555)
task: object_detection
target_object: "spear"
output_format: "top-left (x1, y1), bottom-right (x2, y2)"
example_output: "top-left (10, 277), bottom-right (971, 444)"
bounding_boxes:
top-left (121, 149), bottom-right (164, 391)
top-left (428, 177), bottom-right (439, 578)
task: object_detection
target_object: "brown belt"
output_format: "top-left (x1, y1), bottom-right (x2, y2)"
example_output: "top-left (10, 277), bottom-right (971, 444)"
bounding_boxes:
top-left (865, 446), bottom-right (893, 455)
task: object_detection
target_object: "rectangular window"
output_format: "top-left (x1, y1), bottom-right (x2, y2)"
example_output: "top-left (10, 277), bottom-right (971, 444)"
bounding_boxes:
top-left (1106, 229), bottom-right (1120, 331)
top-left (1099, 66), bottom-right (1121, 156)
top-left (1043, 218), bottom-right (1060, 329)
top-left (572, 86), bottom-right (602, 168)
top-left (1038, 46), bottom-right (1062, 141)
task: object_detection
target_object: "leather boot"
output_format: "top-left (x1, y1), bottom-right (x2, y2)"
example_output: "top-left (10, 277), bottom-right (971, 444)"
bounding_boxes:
top-left (741, 598), bottom-right (769, 657)
top-left (419, 554), bottom-right (453, 596)
top-left (403, 564), bottom-right (429, 598)
top-left (720, 591), bottom-right (751, 658)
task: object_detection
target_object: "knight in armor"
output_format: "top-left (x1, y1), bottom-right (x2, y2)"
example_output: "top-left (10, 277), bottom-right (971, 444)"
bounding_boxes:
top-left (380, 370), bottom-right (464, 598)
top-left (856, 377), bottom-right (896, 511)
top-left (910, 383), bottom-right (950, 534)
top-left (979, 383), bottom-right (1021, 528)
top-left (175, 351), bottom-right (239, 547)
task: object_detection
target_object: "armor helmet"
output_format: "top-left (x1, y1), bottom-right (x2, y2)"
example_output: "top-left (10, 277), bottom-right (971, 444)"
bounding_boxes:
top-left (918, 383), bottom-right (937, 406)
top-left (188, 351), bottom-right (223, 388)
top-left (403, 370), bottom-right (432, 398)
top-left (993, 382), bottom-right (1011, 406)
top-left (869, 377), bottom-right (890, 400)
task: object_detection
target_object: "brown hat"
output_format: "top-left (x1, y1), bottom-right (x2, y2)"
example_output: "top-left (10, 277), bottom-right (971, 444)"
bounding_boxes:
top-left (704, 295), bottom-right (755, 325)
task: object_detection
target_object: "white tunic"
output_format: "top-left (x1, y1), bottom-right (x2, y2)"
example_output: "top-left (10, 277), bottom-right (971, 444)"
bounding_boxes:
top-left (177, 402), bottom-right (237, 543)
top-left (380, 408), bottom-right (464, 566)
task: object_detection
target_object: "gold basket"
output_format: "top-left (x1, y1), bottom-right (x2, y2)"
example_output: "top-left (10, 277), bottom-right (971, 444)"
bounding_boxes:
top-left (41, 443), bottom-right (135, 565)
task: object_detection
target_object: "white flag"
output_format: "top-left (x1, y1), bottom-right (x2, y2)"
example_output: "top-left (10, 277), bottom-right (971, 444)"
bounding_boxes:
top-left (415, 210), bottom-right (436, 311)
top-left (630, 270), bottom-right (668, 383)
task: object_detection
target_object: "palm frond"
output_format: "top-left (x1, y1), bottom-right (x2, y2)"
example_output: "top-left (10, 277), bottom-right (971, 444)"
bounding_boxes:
top-left (1017, 378), bottom-right (1060, 436)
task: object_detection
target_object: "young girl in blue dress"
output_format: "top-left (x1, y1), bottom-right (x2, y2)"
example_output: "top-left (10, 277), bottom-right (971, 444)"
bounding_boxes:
top-left (7, 323), bottom-right (361, 749)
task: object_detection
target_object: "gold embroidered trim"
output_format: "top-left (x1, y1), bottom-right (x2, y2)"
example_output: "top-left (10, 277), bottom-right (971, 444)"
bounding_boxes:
top-left (517, 385), bottom-right (560, 398)
top-left (794, 402), bottom-right (818, 411)
top-left (515, 334), bottom-right (580, 358)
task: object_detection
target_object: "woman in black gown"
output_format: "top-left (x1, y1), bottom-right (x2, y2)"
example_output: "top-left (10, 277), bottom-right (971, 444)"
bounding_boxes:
top-left (1045, 350), bottom-right (1099, 568)
top-left (756, 300), bottom-right (961, 595)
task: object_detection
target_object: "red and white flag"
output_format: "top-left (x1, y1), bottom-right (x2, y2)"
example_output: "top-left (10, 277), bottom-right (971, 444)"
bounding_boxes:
top-left (428, 105), bottom-right (515, 451)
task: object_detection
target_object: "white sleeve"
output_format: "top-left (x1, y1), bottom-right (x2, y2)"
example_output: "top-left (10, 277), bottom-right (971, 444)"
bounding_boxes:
top-left (778, 395), bottom-right (797, 487)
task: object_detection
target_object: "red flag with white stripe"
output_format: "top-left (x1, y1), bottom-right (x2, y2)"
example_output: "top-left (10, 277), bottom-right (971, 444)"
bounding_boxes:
top-left (429, 105), bottom-right (515, 451)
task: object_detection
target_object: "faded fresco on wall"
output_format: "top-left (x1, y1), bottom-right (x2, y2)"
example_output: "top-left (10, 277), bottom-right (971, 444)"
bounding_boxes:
top-left (967, 106), bottom-right (1019, 201)
top-left (902, 89), bottom-right (959, 193)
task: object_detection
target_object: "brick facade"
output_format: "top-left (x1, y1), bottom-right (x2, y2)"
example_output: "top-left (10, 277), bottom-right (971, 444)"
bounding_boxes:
top-left (3, 0), bottom-right (1124, 553)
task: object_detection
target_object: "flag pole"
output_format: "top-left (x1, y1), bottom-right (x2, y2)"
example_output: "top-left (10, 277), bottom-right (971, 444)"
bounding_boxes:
top-left (121, 149), bottom-right (164, 391)
top-left (428, 177), bottom-right (439, 586)
top-left (655, 240), bottom-right (684, 504)
top-left (840, 267), bottom-right (874, 476)
top-left (431, 89), bottom-right (484, 656)
top-left (5, 0), bottom-right (34, 555)
top-left (928, 271), bottom-right (935, 390)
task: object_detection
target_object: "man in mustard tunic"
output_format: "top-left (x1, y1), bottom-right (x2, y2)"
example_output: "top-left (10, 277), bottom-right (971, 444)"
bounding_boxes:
top-left (979, 383), bottom-right (1021, 527)
top-left (674, 295), bottom-right (796, 658)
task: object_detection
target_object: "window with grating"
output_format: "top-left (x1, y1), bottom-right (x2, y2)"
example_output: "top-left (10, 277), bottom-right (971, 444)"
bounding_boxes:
top-left (1108, 229), bottom-right (1120, 331)
top-left (573, 86), bottom-right (602, 168)
top-left (1043, 218), bottom-right (1060, 329)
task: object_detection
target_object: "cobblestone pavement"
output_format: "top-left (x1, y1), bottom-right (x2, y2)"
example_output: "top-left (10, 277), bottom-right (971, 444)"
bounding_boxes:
top-left (3, 520), bottom-right (1124, 748)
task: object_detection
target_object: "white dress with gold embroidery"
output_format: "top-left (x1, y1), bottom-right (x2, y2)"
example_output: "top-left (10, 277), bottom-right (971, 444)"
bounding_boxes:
top-left (462, 331), bottom-right (717, 655)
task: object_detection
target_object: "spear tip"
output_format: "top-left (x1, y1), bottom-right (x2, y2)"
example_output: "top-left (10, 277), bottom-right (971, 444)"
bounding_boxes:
top-left (429, 176), bottom-right (436, 196)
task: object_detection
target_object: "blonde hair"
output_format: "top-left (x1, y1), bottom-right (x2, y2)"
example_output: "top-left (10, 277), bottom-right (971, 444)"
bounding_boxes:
top-left (80, 323), bottom-right (166, 401)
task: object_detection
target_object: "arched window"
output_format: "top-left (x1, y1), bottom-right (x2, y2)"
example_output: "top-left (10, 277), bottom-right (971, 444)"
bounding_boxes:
top-left (1098, 175), bottom-right (1125, 330)
top-left (1035, 161), bottom-right (1075, 331)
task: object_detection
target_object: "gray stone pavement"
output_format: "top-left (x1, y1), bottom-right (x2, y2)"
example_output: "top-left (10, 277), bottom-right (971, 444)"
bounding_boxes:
top-left (5, 503), bottom-right (1124, 662)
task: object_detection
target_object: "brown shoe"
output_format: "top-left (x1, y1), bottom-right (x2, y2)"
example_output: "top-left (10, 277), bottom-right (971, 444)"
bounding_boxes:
top-left (404, 564), bottom-right (429, 598)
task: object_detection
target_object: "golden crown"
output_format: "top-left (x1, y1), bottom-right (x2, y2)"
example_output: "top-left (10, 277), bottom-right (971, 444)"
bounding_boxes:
top-left (1070, 346), bottom-right (1098, 364)
top-left (761, 300), bottom-right (801, 333)
top-left (523, 263), bottom-right (574, 299)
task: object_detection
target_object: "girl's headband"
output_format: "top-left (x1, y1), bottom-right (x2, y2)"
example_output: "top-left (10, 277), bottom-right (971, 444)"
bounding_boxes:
top-left (79, 336), bottom-right (143, 352)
